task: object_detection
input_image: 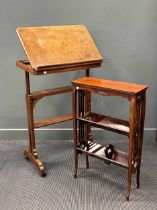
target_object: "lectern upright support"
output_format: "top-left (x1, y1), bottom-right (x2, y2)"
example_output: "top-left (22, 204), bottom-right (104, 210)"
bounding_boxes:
top-left (16, 25), bottom-right (103, 176)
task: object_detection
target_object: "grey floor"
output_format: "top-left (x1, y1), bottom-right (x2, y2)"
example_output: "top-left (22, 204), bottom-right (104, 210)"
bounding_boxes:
top-left (0, 138), bottom-right (157, 210)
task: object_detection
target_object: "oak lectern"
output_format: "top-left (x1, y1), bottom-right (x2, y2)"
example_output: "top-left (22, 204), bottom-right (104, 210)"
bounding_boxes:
top-left (16, 25), bottom-right (103, 176)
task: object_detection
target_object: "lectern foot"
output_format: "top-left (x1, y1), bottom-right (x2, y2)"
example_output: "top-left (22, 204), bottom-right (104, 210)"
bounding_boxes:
top-left (24, 150), bottom-right (46, 177)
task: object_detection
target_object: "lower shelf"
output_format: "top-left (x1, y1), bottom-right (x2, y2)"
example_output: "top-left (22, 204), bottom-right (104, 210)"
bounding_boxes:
top-left (77, 141), bottom-right (128, 168)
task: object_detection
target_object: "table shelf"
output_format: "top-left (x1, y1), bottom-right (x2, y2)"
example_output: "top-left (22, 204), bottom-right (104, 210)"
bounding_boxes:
top-left (77, 112), bottom-right (129, 136)
top-left (77, 141), bottom-right (128, 168)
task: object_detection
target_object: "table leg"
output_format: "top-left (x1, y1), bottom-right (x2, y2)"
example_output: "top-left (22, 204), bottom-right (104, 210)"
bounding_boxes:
top-left (136, 93), bottom-right (146, 188)
top-left (73, 87), bottom-right (78, 178)
top-left (125, 96), bottom-right (136, 201)
top-left (84, 69), bottom-right (92, 168)
top-left (132, 98), bottom-right (141, 174)
top-left (84, 90), bottom-right (91, 169)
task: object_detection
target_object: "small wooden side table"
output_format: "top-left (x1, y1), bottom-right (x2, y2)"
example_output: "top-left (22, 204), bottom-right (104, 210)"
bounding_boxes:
top-left (16, 25), bottom-right (103, 176)
top-left (72, 77), bottom-right (148, 200)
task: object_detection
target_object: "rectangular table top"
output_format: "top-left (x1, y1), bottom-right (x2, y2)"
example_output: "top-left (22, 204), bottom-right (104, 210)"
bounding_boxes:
top-left (72, 77), bottom-right (148, 95)
top-left (16, 25), bottom-right (103, 71)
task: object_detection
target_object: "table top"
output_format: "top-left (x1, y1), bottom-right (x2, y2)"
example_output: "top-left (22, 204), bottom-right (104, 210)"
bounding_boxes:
top-left (72, 77), bottom-right (148, 95)
top-left (16, 25), bottom-right (103, 71)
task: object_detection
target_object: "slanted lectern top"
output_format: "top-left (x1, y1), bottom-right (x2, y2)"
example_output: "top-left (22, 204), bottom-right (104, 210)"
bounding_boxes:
top-left (16, 25), bottom-right (103, 73)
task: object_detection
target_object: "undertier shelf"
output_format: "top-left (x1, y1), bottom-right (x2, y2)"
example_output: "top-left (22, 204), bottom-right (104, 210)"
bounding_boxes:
top-left (77, 112), bottom-right (129, 136)
top-left (77, 141), bottom-right (128, 168)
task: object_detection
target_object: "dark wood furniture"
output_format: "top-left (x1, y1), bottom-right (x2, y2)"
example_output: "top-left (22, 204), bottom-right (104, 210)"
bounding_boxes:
top-left (72, 77), bottom-right (148, 200)
top-left (16, 25), bottom-right (103, 176)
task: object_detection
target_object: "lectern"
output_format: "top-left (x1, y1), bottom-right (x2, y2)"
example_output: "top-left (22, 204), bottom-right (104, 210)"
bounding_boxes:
top-left (16, 25), bottom-right (103, 176)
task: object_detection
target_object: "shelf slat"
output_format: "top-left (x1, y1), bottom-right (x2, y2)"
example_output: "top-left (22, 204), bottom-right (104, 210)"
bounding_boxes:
top-left (77, 141), bottom-right (128, 168)
top-left (77, 112), bottom-right (129, 136)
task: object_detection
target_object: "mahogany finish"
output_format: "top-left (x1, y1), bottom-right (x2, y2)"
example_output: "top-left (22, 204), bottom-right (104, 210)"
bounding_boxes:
top-left (77, 141), bottom-right (128, 168)
top-left (72, 77), bottom-right (148, 95)
top-left (34, 114), bottom-right (73, 129)
top-left (77, 112), bottom-right (129, 136)
top-left (16, 25), bottom-right (102, 176)
top-left (72, 77), bottom-right (148, 201)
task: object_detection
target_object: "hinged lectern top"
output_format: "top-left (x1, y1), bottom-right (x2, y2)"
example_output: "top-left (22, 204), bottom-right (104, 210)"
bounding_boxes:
top-left (16, 25), bottom-right (103, 74)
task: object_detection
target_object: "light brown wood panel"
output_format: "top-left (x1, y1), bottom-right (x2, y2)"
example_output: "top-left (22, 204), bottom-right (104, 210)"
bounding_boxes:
top-left (16, 25), bottom-right (103, 70)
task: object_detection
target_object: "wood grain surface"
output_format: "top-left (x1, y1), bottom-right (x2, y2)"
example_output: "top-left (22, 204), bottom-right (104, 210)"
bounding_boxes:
top-left (16, 25), bottom-right (103, 70)
top-left (72, 77), bottom-right (148, 94)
